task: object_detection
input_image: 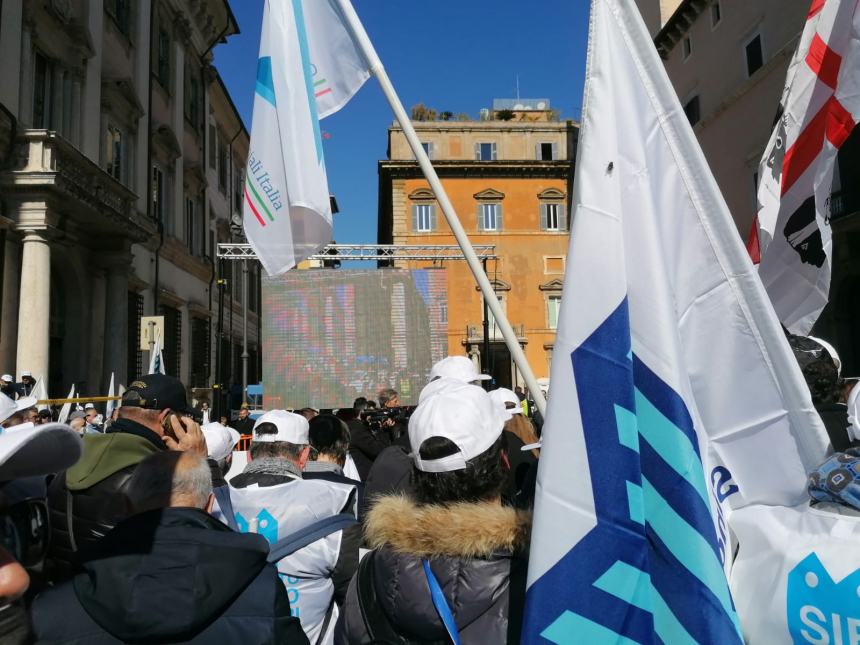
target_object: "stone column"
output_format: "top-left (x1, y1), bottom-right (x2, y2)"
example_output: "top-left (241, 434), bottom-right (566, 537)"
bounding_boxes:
top-left (16, 231), bottom-right (51, 382)
top-left (101, 256), bottom-right (130, 390)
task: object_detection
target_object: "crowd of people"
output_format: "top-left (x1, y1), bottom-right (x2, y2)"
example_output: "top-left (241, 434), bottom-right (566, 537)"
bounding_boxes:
top-left (0, 340), bottom-right (855, 643)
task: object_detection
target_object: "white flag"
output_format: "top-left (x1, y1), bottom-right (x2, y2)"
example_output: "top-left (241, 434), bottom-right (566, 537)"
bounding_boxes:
top-left (244, 0), bottom-right (369, 276)
top-left (755, 0), bottom-right (860, 334)
top-left (57, 385), bottom-right (75, 425)
top-left (34, 376), bottom-right (48, 412)
top-left (105, 373), bottom-right (116, 421)
top-left (148, 334), bottom-right (166, 376)
top-left (523, 1), bottom-right (829, 642)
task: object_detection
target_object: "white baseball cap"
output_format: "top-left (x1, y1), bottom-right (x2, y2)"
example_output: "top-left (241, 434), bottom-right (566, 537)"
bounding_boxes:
top-left (408, 380), bottom-right (506, 473)
top-left (253, 410), bottom-right (309, 444)
top-left (0, 375), bottom-right (13, 383)
top-left (202, 422), bottom-right (241, 461)
top-left (20, 371), bottom-right (32, 378)
top-left (429, 356), bottom-right (491, 384)
top-left (489, 388), bottom-right (522, 421)
top-left (84, 403), bottom-right (96, 410)
top-left (0, 422), bottom-right (82, 482)
top-left (0, 395), bottom-right (37, 425)
top-left (418, 376), bottom-right (461, 404)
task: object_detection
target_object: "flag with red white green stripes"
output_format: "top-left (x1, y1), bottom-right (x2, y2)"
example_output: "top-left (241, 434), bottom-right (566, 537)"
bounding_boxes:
top-left (243, 0), bottom-right (368, 276)
top-left (754, 0), bottom-right (860, 334)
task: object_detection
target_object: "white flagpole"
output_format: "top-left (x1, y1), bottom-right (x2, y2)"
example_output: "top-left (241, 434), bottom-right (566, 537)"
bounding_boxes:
top-left (105, 373), bottom-right (116, 420)
top-left (332, 0), bottom-right (547, 415)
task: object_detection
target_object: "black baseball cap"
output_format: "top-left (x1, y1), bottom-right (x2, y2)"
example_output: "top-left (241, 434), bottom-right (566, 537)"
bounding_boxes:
top-left (122, 374), bottom-right (193, 415)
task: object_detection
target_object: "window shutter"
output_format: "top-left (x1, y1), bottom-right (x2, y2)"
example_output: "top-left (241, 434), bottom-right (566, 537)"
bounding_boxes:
top-left (412, 205), bottom-right (419, 231)
top-left (540, 203), bottom-right (548, 230)
top-left (496, 203), bottom-right (504, 231)
top-left (559, 203), bottom-right (568, 231)
top-left (476, 203), bottom-right (484, 231)
top-left (491, 142), bottom-right (497, 160)
top-left (428, 142), bottom-right (434, 160)
top-left (474, 143), bottom-right (481, 161)
top-left (535, 143), bottom-right (542, 160)
top-left (429, 204), bottom-right (437, 231)
top-left (552, 142), bottom-right (559, 160)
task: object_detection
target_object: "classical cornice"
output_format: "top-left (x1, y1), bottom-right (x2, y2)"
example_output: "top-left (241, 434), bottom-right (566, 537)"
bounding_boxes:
top-left (379, 160), bottom-right (572, 181)
top-left (654, 0), bottom-right (708, 59)
top-left (538, 187), bottom-right (566, 200)
top-left (539, 278), bottom-right (564, 291)
top-left (474, 188), bottom-right (506, 201)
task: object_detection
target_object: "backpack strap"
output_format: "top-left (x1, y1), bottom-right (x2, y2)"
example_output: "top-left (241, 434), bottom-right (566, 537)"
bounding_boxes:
top-left (266, 513), bottom-right (358, 563)
top-left (212, 485), bottom-right (239, 532)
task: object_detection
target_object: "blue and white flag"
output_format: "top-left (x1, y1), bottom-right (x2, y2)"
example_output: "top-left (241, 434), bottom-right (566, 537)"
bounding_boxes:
top-left (244, 0), bottom-right (369, 276)
top-left (523, 1), bottom-right (830, 642)
top-left (148, 335), bottom-right (166, 376)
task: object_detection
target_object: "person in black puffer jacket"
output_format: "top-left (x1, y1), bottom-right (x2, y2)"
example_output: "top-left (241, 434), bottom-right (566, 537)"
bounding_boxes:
top-left (46, 374), bottom-right (207, 582)
top-left (33, 451), bottom-right (308, 644)
top-left (336, 379), bottom-right (530, 644)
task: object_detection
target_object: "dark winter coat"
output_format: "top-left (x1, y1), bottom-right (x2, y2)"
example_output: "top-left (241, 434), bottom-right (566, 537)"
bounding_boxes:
top-left (32, 507), bottom-right (309, 645)
top-left (46, 418), bottom-right (164, 582)
top-left (335, 495), bottom-right (531, 644)
top-left (346, 419), bottom-right (390, 480)
top-left (360, 445), bottom-right (413, 519)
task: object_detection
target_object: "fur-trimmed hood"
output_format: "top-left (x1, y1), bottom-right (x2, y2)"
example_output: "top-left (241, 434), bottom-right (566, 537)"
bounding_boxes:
top-left (365, 494), bottom-right (530, 558)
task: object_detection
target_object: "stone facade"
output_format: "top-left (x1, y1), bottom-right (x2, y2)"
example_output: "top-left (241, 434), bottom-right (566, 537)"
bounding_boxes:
top-left (0, 0), bottom-right (258, 402)
top-left (635, 0), bottom-right (860, 371)
top-left (379, 111), bottom-right (577, 388)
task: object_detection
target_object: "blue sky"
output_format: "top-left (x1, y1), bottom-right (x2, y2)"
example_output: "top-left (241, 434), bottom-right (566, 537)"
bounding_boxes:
top-left (214, 0), bottom-right (590, 247)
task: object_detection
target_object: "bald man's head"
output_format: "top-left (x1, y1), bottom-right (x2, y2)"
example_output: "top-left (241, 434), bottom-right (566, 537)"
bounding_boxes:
top-left (126, 451), bottom-right (213, 514)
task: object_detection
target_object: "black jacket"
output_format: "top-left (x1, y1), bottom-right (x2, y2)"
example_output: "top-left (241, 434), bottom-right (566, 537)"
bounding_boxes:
top-left (46, 418), bottom-right (164, 582)
top-left (347, 419), bottom-right (391, 481)
top-left (360, 445), bottom-right (413, 519)
top-left (817, 403), bottom-right (853, 452)
top-left (336, 495), bottom-right (530, 644)
top-left (32, 507), bottom-right (309, 644)
top-left (230, 415), bottom-right (255, 435)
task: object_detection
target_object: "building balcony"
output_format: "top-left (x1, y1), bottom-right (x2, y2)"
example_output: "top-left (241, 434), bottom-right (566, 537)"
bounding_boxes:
top-left (464, 323), bottom-right (527, 344)
top-left (1, 130), bottom-right (154, 241)
top-left (830, 189), bottom-right (860, 227)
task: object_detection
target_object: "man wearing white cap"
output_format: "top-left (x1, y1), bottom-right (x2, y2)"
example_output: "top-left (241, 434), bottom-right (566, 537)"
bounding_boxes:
top-left (17, 372), bottom-right (36, 398)
top-left (0, 394), bottom-right (38, 429)
top-left (336, 381), bottom-right (530, 644)
top-left (201, 421), bottom-right (240, 487)
top-left (214, 410), bottom-right (358, 644)
top-left (428, 355), bottom-right (491, 385)
top-left (0, 375), bottom-right (16, 399)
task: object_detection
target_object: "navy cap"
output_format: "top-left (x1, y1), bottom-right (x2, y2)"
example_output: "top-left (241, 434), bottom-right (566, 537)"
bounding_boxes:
top-left (122, 374), bottom-right (193, 415)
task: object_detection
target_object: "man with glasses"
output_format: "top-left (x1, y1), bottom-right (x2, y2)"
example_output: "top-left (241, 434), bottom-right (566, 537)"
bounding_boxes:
top-left (45, 374), bottom-right (206, 583)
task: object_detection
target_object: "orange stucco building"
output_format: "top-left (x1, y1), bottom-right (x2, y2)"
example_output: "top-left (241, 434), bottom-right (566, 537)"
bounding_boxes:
top-left (378, 102), bottom-right (578, 389)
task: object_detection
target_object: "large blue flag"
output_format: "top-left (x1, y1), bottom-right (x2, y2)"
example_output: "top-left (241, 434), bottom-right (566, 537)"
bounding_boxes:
top-left (523, 0), bottom-right (829, 642)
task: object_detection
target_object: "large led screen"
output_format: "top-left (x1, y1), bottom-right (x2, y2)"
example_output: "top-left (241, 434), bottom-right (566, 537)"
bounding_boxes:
top-left (262, 268), bottom-right (448, 409)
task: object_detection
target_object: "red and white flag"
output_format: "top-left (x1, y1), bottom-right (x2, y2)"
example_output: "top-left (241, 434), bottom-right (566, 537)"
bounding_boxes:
top-left (755, 0), bottom-right (860, 334)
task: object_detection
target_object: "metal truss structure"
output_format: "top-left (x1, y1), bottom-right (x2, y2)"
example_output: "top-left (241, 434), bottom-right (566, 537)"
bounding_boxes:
top-left (216, 243), bottom-right (497, 261)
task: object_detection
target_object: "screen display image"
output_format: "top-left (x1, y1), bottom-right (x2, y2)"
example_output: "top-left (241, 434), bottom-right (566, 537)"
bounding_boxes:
top-left (262, 268), bottom-right (448, 409)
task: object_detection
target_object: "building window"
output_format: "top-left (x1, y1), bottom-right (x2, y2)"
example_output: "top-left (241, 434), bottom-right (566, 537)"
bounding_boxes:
top-left (127, 291), bottom-right (144, 383)
top-left (478, 203), bottom-right (502, 231)
top-left (184, 62), bottom-right (203, 132)
top-left (190, 317), bottom-right (209, 388)
top-left (233, 169), bottom-right (244, 213)
top-left (682, 36), bottom-right (692, 60)
top-left (540, 203), bottom-right (566, 231)
top-left (105, 0), bottom-right (132, 37)
top-left (537, 142), bottom-right (558, 161)
top-left (711, 1), bottom-right (722, 28)
top-left (155, 25), bottom-right (171, 88)
top-left (745, 33), bottom-right (764, 77)
top-left (683, 95), bottom-right (701, 126)
top-left (185, 197), bottom-right (196, 254)
top-left (475, 142), bottom-right (497, 161)
top-left (105, 124), bottom-right (125, 182)
top-left (248, 264), bottom-right (260, 313)
top-left (33, 53), bottom-right (52, 129)
top-left (152, 165), bottom-right (168, 226)
top-left (487, 294), bottom-right (506, 339)
top-left (218, 141), bottom-right (228, 193)
top-left (421, 142), bottom-right (434, 159)
top-left (208, 123), bottom-right (217, 169)
top-left (413, 203), bottom-right (436, 232)
top-left (548, 295), bottom-right (562, 329)
top-left (544, 256), bottom-right (565, 274)
top-left (160, 305), bottom-right (182, 377)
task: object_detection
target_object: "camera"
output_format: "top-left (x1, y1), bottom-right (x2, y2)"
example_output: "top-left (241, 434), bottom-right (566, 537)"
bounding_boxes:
top-left (361, 406), bottom-right (415, 432)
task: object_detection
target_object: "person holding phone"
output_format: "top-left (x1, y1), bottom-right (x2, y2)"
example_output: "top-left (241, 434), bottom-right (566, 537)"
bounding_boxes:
top-left (45, 374), bottom-right (207, 583)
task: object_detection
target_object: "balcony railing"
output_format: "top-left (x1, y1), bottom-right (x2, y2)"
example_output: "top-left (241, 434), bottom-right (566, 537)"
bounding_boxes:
top-left (465, 324), bottom-right (526, 342)
top-left (830, 190), bottom-right (860, 223)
